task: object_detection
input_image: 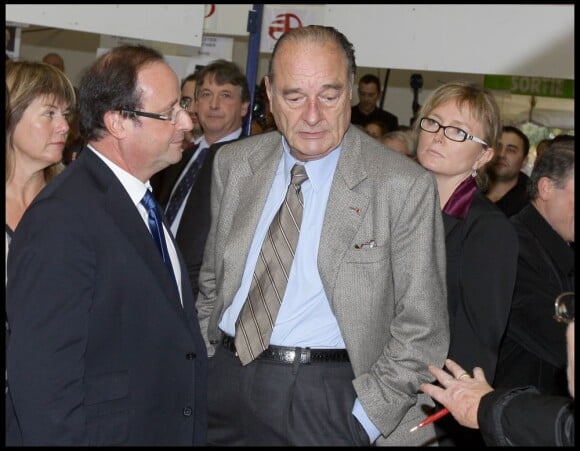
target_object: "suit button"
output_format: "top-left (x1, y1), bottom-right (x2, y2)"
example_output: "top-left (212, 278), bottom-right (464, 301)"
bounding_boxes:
top-left (183, 407), bottom-right (192, 417)
top-left (186, 352), bottom-right (196, 360)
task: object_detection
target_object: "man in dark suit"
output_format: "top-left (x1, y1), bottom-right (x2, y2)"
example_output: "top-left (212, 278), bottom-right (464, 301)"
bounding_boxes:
top-left (495, 139), bottom-right (575, 397)
top-left (5, 45), bottom-right (207, 446)
top-left (351, 73), bottom-right (399, 133)
top-left (151, 59), bottom-right (250, 302)
top-left (196, 25), bottom-right (448, 446)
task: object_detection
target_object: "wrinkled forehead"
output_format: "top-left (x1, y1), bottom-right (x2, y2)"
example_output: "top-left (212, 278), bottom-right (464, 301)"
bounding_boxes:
top-left (273, 39), bottom-right (350, 85)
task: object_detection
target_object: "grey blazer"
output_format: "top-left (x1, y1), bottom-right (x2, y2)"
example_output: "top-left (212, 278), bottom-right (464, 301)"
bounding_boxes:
top-left (197, 126), bottom-right (449, 445)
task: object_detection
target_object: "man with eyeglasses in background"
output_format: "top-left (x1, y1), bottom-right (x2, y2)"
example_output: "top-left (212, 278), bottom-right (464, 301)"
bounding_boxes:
top-left (5, 45), bottom-right (208, 446)
top-left (152, 59), bottom-right (250, 302)
top-left (179, 71), bottom-right (204, 148)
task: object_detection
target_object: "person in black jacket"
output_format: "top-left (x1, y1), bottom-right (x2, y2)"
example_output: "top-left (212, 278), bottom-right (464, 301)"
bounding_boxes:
top-left (421, 298), bottom-right (574, 447)
top-left (494, 139), bottom-right (575, 397)
top-left (6, 45), bottom-right (208, 446)
top-left (414, 81), bottom-right (518, 446)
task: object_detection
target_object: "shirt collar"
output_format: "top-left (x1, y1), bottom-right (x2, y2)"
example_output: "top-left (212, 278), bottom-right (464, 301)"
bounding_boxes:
top-left (86, 144), bottom-right (150, 207)
top-left (199, 128), bottom-right (242, 150)
top-left (281, 136), bottom-right (341, 192)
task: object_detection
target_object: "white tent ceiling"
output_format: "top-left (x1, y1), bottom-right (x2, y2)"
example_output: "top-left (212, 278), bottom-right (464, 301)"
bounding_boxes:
top-left (494, 93), bottom-right (574, 131)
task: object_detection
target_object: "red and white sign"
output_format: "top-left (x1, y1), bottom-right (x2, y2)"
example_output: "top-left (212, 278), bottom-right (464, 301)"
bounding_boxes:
top-left (260, 5), bottom-right (324, 54)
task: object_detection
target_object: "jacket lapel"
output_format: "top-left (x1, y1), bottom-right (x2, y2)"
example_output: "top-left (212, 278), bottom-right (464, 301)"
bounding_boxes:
top-left (82, 150), bottom-right (189, 324)
top-left (222, 143), bottom-right (283, 305)
top-left (318, 128), bottom-right (370, 304)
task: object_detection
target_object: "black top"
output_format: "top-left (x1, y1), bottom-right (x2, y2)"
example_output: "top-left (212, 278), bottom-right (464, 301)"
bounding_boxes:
top-left (350, 105), bottom-right (399, 132)
top-left (494, 171), bottom-right (530, 217)
top-left (478, 386), bottom-right (574, 446)
top-left (443, 191), bottom-right (517, 379)
top-left (494, 204), bottom-right (574, 396)
top-left (435, 191), bottom-right (518, 447)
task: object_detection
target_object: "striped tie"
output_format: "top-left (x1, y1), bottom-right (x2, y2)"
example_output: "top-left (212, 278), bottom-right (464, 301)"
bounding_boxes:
top-left (234, 164), bottom-right (308, 365)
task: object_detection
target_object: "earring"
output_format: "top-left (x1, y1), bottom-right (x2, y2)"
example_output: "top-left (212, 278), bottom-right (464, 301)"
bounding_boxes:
top-left (471, 168), bottom-right (477, 178)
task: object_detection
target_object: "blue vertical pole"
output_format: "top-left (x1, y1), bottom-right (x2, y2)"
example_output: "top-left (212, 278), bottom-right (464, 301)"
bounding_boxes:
top-left (243, 4), bottom-right (264, 137)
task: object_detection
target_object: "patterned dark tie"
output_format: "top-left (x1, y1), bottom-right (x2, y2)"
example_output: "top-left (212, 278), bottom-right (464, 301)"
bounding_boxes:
top-left (164, 146), bottom-right (208, 225)
top-left (234, 164), bottom-right (308, 365)
top-left (141, 189), bottom-right (176, 283)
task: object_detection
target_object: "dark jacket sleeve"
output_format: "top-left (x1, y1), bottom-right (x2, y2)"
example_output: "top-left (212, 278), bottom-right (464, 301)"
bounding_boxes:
top-left (478, 385), bottom-right (574, 446)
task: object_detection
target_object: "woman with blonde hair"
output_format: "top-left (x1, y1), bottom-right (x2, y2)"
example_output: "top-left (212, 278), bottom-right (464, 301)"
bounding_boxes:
top-left (5, 63), bottom-right (75, 442)
top-left (6, 60), bottom-right (75, 234)
top-left (414, 81), bottom-right (519, 446)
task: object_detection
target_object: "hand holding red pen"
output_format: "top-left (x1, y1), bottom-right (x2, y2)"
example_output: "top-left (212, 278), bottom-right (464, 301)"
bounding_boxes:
top-left (414, 358), bottom-right (493, 430)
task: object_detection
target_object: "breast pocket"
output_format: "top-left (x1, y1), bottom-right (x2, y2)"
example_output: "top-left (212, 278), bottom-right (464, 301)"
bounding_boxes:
top-left (344, 244), bottom-right (387, 264)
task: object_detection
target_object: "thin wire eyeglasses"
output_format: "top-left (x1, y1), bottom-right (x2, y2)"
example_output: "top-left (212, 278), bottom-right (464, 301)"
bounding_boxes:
top-left (419, 117), bottom-right (488, 146)
top-left (180, 96), bottom-right (193, 110)
top-left (119, 97), bottom-right (190, 125)
top-left (554, 292), bottom-right (574, 324)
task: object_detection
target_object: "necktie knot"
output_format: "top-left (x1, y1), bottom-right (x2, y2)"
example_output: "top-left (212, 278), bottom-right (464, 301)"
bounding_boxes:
top-left (141, 189), bottom-right (157, 212)
top-left (291, 164), bottom-right (308, 193)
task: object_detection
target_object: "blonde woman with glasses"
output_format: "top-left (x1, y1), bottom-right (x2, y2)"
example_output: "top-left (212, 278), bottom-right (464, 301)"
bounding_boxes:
top-left (414, 81), bottom-right (519, 447)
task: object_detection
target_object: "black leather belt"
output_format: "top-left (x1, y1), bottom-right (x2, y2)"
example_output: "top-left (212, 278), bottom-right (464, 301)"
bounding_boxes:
top-left (221, 335), bottom-right (350, 364)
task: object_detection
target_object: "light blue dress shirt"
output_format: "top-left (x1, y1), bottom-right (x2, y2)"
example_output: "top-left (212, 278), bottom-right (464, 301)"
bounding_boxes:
top-left (219, 137), bottom-right (344, 348)
top-left (218, 137), bottom-right (380, 443)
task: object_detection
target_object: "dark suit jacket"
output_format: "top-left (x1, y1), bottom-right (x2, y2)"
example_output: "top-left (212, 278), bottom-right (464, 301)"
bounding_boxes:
top-left (443, 191), bottom-right (518, 380)
top-left (494, 204), bottom-right (574, 396)
top-left (151, 137), bottom-right (244, 301)
top-left (478, 386), bottom-right (574, 446)
top-left (436, 192), bottom-right (518, 446)
top-left (5, 148), bottom-right (207, 446)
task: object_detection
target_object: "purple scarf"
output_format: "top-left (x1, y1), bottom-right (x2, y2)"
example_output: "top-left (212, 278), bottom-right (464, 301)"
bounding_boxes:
top-left (442, 176), bottom-right (477, 219)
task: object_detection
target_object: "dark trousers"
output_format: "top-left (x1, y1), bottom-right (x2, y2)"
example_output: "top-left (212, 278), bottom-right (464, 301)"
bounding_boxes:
top-left (207, 344), bottom-right (370, 446)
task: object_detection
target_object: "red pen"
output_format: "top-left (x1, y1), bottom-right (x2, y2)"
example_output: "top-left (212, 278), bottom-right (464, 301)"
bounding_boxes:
top-left (409, 408), bottom-right (450, 432)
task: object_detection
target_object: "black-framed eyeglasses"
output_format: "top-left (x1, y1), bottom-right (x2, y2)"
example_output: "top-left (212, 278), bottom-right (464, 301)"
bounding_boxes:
top-left (419, 117), bottom-right (488, 146)
top-left (554, 292), bottom-right (574, 324)
top-left (119, 97), bottom-right (190, 125)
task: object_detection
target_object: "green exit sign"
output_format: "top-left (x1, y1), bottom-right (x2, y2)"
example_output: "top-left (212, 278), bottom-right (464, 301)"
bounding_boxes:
top-left (484, 75), bottom-right (574, 99)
